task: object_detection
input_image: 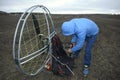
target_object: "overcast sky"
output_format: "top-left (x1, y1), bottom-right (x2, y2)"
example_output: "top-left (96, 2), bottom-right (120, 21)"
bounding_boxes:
top-left (0, 0), bottom-right (120, 14)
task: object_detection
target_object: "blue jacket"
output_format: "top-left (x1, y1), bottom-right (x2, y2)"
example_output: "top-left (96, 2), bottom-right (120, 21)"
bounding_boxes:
top-left (61, 18), bottom-right (99, 52)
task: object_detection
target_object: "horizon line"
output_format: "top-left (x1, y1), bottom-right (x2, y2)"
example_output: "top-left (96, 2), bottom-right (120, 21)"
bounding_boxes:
top-left (0, 10), bottom-right (120, 15)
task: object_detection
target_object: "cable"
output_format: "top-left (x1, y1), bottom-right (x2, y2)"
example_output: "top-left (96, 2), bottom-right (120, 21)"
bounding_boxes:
top-left (50, 53), bottom-right (75, 75)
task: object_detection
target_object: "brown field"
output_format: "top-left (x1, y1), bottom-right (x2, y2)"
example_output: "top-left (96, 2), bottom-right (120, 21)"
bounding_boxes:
top-left (0, 13), bottom-right (120, 80)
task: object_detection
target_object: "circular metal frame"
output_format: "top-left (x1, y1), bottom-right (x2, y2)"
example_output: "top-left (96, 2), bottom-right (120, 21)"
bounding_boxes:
top-left (13, 5), bottom-right (56, 76)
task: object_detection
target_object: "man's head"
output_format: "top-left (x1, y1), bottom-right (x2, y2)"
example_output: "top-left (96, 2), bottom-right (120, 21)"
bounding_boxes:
top-left (61, 21), bottom-right (74, 36)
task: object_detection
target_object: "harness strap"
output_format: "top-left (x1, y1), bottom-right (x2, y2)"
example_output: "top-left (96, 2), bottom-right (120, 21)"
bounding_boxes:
top-left (51, 53), bottom-right (75, 75)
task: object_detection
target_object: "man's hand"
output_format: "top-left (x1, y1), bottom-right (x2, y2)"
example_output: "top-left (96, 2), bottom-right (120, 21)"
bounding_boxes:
top-left (72, 43), bottom-right (76, 47)
top-left (65, 48), bottom-right (72, 56)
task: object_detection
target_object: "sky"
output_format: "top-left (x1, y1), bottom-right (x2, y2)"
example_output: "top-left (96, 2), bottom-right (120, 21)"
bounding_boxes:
top-left (0, 0), bottom-right (120, 14)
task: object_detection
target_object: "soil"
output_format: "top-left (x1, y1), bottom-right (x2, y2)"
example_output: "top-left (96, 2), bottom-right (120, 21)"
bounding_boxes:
top-left (0, 13), bottom-right (120, 80)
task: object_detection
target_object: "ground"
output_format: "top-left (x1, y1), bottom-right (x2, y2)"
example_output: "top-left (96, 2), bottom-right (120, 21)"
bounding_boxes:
top-left (0, 13), bottom-right (120, 80)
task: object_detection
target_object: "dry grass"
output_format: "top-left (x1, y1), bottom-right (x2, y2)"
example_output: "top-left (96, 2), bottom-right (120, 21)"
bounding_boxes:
top-left (0, 13), bottom-right (120, 80)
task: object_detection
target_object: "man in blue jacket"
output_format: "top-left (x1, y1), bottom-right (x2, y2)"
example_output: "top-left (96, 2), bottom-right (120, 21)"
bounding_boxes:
top-left (61, 18), bottom-right (99, 76)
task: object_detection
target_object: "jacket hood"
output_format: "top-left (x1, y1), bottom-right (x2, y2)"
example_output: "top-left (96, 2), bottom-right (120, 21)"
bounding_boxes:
top-left (61, 21), bottom-right (75, 36)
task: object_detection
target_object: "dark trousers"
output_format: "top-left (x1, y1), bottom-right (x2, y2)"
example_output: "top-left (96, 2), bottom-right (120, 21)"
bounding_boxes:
top-left (74, 35), bottom-right (97, 66)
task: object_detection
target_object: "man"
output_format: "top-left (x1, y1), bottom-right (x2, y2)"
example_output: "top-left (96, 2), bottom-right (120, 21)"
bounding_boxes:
top-left (61, 18), bottom-right (99, 76)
